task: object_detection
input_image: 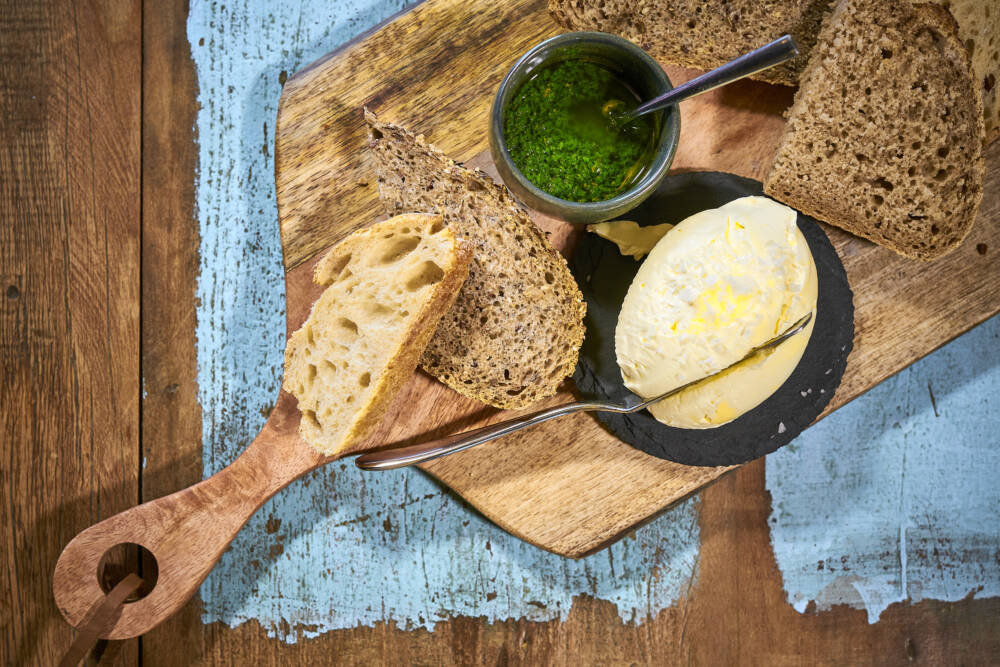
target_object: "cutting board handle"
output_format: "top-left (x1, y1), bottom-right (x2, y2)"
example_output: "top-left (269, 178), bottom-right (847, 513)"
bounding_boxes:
top-left (52, 392), bottom-right (326, 640)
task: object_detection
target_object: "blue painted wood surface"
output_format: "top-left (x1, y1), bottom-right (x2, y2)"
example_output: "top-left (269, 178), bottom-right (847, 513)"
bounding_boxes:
top-left (186, 0), bottom-right (998, 641)
top-left (768, 319), bottom-right (1000, 622)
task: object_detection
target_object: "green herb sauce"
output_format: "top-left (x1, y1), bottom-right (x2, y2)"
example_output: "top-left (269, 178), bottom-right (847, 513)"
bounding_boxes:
top-left (503, 59), bottom-right (657, 203)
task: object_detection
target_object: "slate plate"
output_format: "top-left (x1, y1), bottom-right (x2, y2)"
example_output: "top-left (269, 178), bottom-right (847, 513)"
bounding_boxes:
top-left (570, 171), bottom-right (854, 467)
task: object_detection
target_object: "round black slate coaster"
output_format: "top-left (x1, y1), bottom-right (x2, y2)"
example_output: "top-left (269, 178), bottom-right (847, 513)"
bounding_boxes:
top-left (570, 171), bottom-right (854, 467)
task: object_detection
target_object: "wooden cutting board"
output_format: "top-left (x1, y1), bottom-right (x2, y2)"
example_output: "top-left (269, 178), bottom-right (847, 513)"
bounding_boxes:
top-left (275, 0), bottom-right (1000, 558)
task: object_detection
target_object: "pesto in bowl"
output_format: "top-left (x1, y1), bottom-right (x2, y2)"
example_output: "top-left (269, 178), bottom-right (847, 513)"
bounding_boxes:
top-left (503, 59), bottom-right (657, 203)
top-left (490, 32), bottom-right (680, 224)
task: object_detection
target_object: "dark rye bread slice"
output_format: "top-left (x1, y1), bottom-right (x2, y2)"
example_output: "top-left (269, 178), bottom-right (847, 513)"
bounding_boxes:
top-left (764, 0), bottom-right (985, 260)
top-left (547, 0), bottom-right (833, 86)
top-left (364, 110), bottom-right (587, 410)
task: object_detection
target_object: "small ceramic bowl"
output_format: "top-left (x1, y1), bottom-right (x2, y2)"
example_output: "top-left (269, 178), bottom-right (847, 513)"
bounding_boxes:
top-left (490, 32), bottom-right (680, 224)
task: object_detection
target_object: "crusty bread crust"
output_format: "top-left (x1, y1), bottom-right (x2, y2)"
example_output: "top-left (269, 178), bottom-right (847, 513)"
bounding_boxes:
top-left (764, 0), bottom-right (985, 260)
top-left (920, 0), bottom-right (999, 144)
top-left (284, 213), bottom-right (472, 456)
top-left (364, 110), bottom-right (587, 410)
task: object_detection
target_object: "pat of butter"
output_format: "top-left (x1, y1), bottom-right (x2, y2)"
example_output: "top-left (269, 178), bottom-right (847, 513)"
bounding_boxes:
top-left (588, 221), bottom-right (674, 259)
top-left (614, 196), bottom-right (818, 429)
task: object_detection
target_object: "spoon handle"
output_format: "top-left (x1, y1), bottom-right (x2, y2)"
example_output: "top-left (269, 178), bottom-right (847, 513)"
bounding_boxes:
top-left (630, 34), bottom-right (799, 119)
top-left (355, 312), bottom-right (813, 471)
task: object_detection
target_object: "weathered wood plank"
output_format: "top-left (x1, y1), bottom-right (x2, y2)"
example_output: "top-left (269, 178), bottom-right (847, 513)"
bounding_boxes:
top-left (0, 0), bottom-right (141, 664)
top-left (139, 0), bottom-right (209, 656)
top-left (766, 323), bottom-right (1000, 625)
top-left (687, 461), bottom-right (1000, 666)
top-left (140, 0), bottom-right (203, 503)
top-left (141, 494), bottom-right (1000, 666)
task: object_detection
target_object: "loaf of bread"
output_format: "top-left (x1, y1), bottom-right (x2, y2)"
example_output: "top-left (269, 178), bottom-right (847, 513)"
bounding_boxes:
top-left (549, 0), bottom-right (996, 146)
top-left (547, 0), bottom-right (832, 86)
top-left (764, 0), bottom-right (985, 260)
top-left (284, 213), bottom-right (472, 456)
top-left (364, 110), bottom-right (587, 410)
top-left (923, 0), bottom-right (999, 143)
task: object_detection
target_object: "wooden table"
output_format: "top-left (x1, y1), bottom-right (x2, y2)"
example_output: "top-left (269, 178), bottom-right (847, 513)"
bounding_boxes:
top-left (2, 0), bottom-right (998, 664)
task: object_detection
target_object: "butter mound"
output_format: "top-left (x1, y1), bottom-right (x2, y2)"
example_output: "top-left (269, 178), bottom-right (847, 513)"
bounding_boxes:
top-left (614, 196), bottom-right (818, 429)
top-left (588, 220), bottom-right (674, 259)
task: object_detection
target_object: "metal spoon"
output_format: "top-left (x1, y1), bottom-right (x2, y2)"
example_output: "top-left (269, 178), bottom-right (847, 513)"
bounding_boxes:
top-left (356, 312), bottom-right (813, 471)
top-left (607, 34), bottom-right (800, 128)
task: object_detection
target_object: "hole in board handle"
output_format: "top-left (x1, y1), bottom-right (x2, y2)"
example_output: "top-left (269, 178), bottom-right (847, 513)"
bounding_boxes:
top-left (97, 543), bottom-right (159, 603)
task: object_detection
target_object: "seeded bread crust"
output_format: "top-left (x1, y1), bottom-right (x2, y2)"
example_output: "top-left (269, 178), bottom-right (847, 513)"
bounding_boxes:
top-left (764, 0), bottom-right (985, 260)
top-left (284, 213), bottom-right (472, 456)
top-left (547, 0), bottom-right (834, 87)
top-left (364, 110), bottom-right (587, 410)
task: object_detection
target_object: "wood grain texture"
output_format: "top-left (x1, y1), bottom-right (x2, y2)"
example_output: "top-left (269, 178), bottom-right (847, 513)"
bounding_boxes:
top-left (138, 0), bottom-right (214, 657)
top-left (275, 0), bottom-right (561, 270)
top-left (0, 0), bottom-right (142, 664)
top-left (53, 392), bottom-right (328, 640)
top-left (273, 0), bottom-right (1000, 558)
top-left (141, 0), bottom-right (204, 505)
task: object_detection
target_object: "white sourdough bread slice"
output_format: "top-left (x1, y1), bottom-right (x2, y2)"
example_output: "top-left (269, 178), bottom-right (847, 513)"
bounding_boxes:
top-left (764, 0), bottom-right (985, 260)
top-left (284, 213), bottom-right (472, 456)
top-left (547, 0), bottom-right (833, 87)
top-left (364, 110), bottom-right (587, 410)
top-left (923, 0), bottom-right (999, 143)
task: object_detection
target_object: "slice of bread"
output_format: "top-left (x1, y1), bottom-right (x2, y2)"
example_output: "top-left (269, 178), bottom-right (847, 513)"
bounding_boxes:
top-left (764, 0), bottom-right (985, 260)
top-left (284, 213), bottom-right (472, 456)
top-left (364, 110), bottom-right (587, 410)
top-left (547, 0), bottom-right (833, 87)
top-left (923, 0), bottom-right (999, 143)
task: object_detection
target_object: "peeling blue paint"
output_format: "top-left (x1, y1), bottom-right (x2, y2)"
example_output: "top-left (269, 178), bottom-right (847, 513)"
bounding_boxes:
top-left (204, 463), bottom-right (700, 641)
top-left (187, 0), bottom-right (701, 642)
top-left (768, 314), bottom-right (1000, 622)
